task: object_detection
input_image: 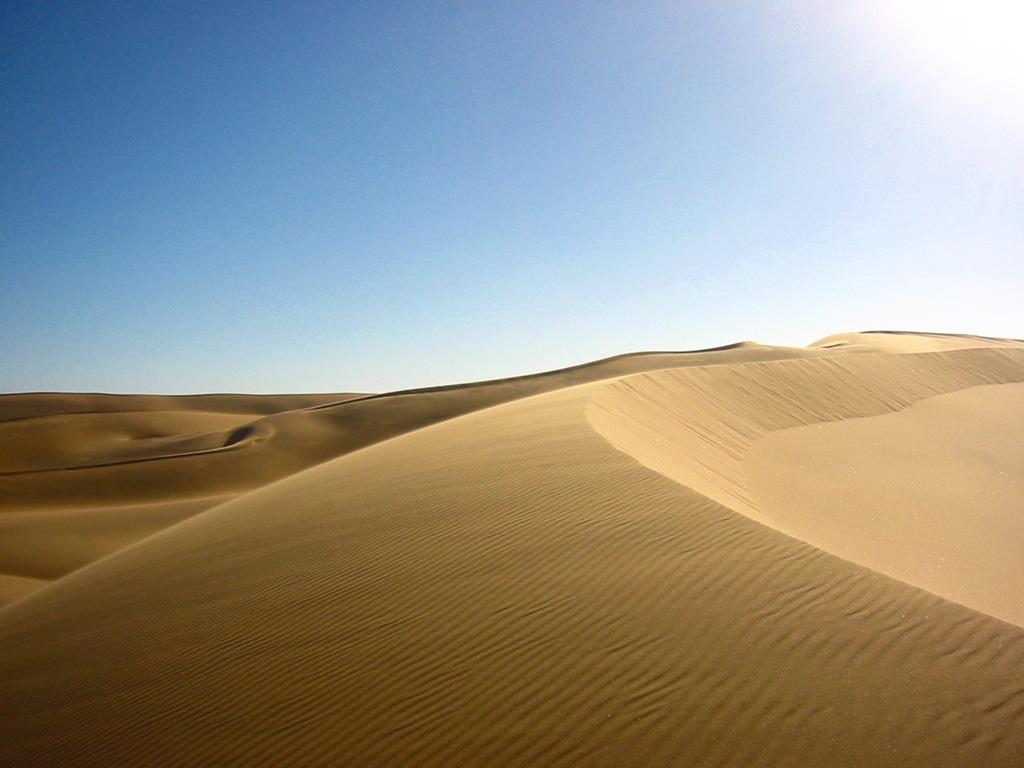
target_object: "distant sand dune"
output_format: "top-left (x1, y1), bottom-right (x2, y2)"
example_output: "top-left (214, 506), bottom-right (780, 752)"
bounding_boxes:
top-left (0, 392), bottom-right (363, 422)
top-left (0, 410), bottom-right (258, 473)
top-left (1, 331), bottom-right (1022, 766)
top-left (0, 495), bottom-right (233, 582)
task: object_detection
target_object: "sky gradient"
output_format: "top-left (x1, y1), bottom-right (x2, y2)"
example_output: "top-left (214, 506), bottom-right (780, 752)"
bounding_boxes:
top-left (3, 1), bottom-right (1021, 393)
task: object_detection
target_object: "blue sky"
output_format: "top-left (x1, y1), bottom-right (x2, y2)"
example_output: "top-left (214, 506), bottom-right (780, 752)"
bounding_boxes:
top-left (3, 1), bottom-right (1021, 393)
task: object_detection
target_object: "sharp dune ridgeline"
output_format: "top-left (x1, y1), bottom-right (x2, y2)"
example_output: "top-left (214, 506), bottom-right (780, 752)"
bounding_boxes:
top-left (2, 331), bottom-right (1023, 766)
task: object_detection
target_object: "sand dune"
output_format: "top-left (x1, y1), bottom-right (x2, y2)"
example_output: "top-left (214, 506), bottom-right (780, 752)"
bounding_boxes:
top-left (0, 392), bottom-right (362, 422)
top-left (0, 344), bottom-right (824, 576)
top-left (811, 330), bottom-right (1024, 352)
top-left (1, 331), bottom-right (1022, 766)
top-left (587, 346), bottom-right (1024, 624)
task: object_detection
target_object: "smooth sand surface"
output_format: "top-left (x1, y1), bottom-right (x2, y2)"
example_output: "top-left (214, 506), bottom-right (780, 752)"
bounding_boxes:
top-left (0, 574), bottom-right (48, 608)
top-left (0, 495), bottom-right (234, 583)
top-left (746, 383), bottom-right (1024, 627)
top-left (1, 331), bottom-right (1022, 766)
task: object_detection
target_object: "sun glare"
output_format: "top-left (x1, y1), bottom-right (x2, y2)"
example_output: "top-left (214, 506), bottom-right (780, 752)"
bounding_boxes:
top-left (871, 0), bottom-right (1024, 115)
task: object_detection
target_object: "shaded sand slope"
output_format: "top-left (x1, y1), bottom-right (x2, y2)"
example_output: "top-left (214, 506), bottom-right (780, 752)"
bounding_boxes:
top-left (0, 344), bottom-right (826, 600)
top-left (2, 343), bottom-right (1023, 766)
top-left (0, 495), bottom-right (234, 581)
top-left (0, 575), bottom-right (47, 608)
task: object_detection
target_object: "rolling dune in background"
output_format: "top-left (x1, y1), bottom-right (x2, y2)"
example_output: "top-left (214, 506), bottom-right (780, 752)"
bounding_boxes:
top-left (1, 331), bottom-right (1023, 766)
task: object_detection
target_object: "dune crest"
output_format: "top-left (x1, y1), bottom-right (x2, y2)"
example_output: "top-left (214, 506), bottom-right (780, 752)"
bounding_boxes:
top-left (0, 343), bottom-right (824, 596)
top-left (747, 382), bottom-right (1024, 626)
top-left (587, 347), bottom-right (1024, 625)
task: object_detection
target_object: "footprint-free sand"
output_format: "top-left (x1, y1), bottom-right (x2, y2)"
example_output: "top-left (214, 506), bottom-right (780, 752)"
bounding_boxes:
top-left (2, 331), bottom-right (1022, 766)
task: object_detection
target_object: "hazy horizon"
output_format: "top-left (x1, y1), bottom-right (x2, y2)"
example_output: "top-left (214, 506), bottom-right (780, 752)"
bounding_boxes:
top-left (4, 2), bottom-right (1021, 394)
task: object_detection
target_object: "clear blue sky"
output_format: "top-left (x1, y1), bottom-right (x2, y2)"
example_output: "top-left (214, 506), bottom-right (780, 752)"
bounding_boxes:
top-left (3, 1), bottom-right (1021, 393)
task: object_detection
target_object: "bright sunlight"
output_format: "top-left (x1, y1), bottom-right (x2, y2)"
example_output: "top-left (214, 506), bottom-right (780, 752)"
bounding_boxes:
top-left (871, 0), bottom-right (1024, 113)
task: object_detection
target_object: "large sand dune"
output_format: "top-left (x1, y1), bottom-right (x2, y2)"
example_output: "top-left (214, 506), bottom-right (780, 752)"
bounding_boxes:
top-left (1, 331), bottom-right (1022, 766)
top-left (0, 344), bottom-right (823, 583)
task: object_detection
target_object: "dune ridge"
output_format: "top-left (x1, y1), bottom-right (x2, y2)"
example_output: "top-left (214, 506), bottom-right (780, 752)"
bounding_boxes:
top-left (0, 344), bottom-right (825, 507)
top-left (1, 332), bottom-right (1022, 766)
top-left (587, 346), bottom-right (1024, 626)
top-left (0, 343), bottom-right (826, 595)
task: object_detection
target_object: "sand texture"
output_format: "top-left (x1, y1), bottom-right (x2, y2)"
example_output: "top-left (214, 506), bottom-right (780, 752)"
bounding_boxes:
top-left (1, 331), bottom-right (1022, 766)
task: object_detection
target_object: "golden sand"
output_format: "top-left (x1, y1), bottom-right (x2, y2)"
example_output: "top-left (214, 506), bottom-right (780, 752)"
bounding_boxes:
top-left (2, 331), bottom-right (1021, 766)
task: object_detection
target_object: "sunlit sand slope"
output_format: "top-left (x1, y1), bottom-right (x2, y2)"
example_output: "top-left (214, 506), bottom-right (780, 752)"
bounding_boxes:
top-left (811, 330), bottom-right (1023, 352)
top-left (747, 382), bottom-right (1024, 626)
top-left (587, 347), bottom-right (1024, 626)
top-left (1, 340), bottom-right (1022, 766)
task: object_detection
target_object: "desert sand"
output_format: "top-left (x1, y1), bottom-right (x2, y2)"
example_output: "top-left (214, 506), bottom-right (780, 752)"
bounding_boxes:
top-left (1, 330), bottom-right (1023, 766)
